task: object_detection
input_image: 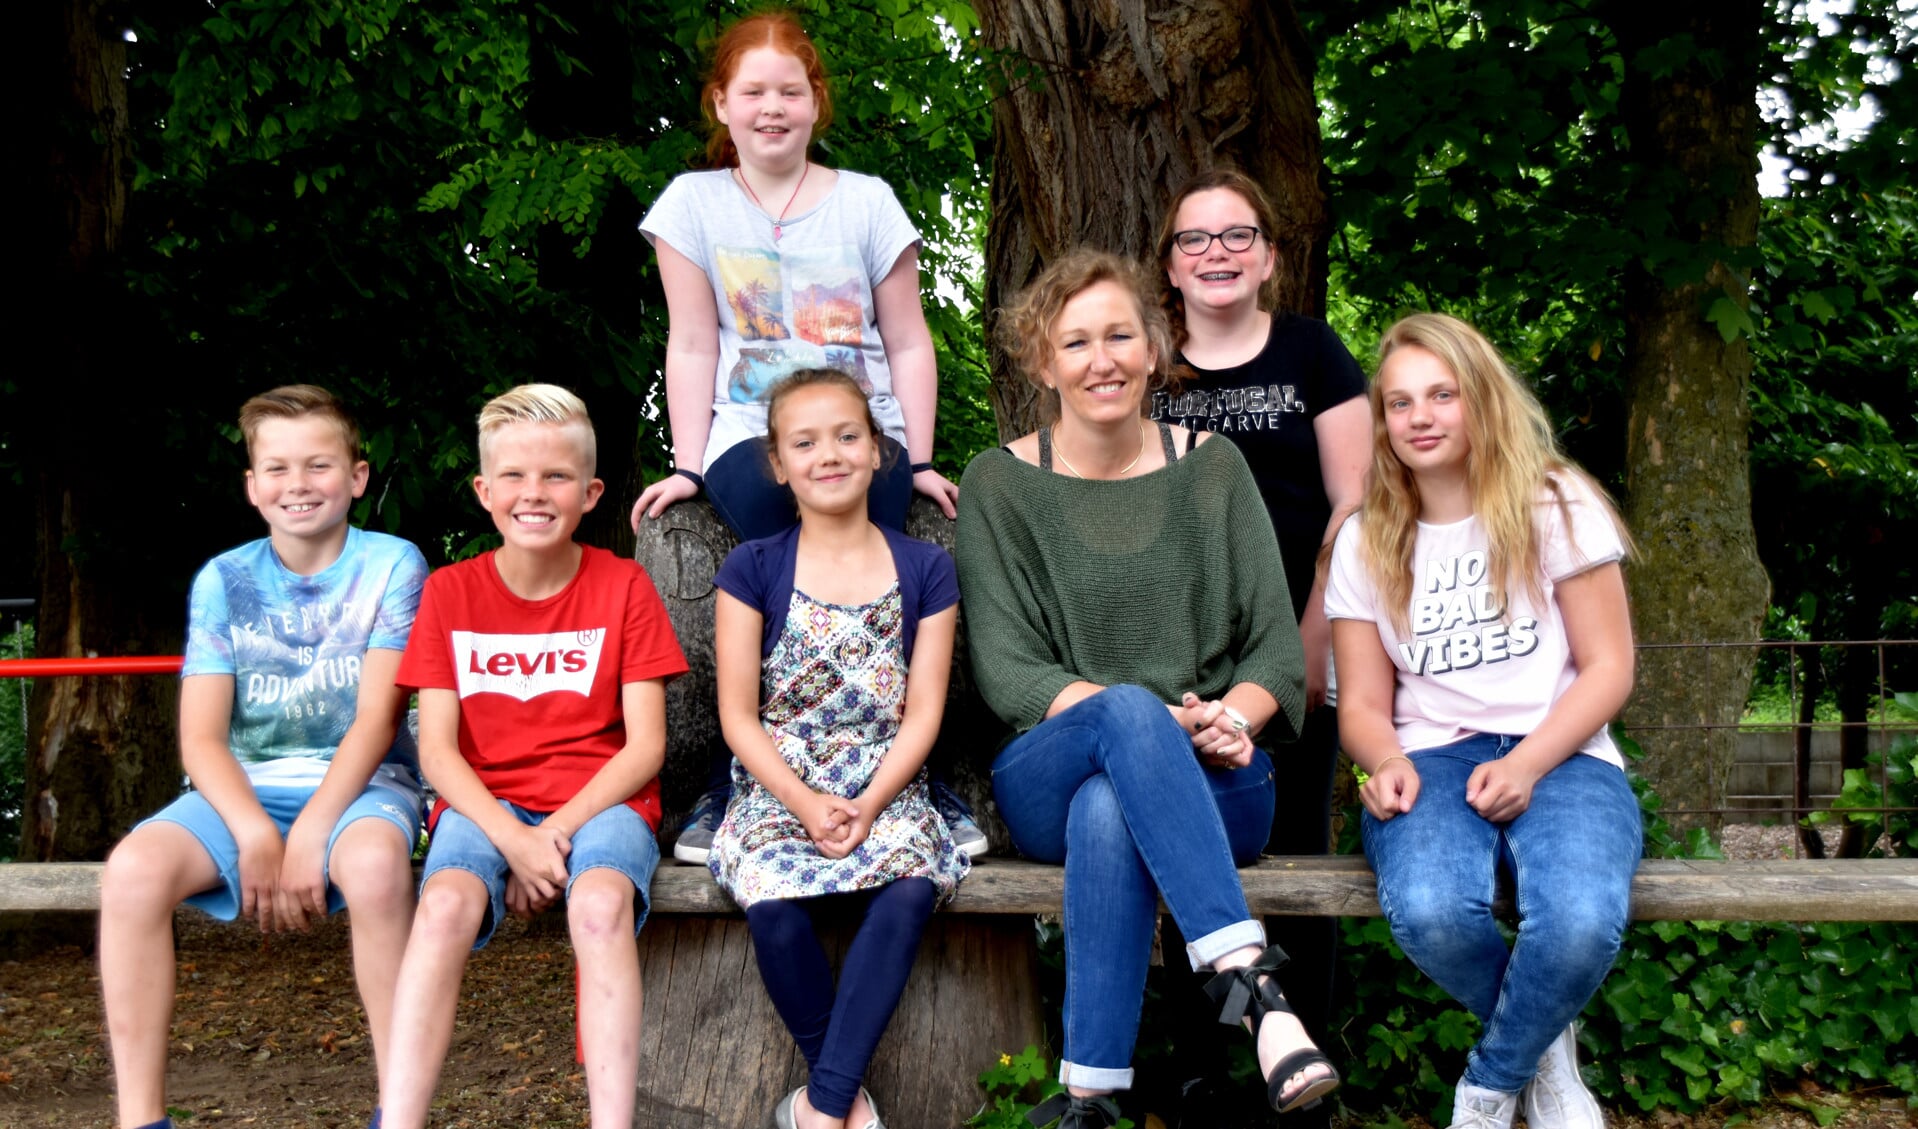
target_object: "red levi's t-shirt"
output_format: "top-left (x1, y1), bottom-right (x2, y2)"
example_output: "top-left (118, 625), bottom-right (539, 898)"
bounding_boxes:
top-left (397, 546), bottom-right (688, 830)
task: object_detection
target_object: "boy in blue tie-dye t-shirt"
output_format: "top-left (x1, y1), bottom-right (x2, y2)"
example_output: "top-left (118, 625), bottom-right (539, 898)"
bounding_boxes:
top-left (98, 386), bottom-right (429, 1129)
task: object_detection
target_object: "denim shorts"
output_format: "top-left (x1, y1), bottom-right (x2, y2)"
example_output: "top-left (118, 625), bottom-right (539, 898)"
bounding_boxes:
top-left (420, 800), bottom-right (659, 949)
top-left (141, 781), bottom-right (423, 921)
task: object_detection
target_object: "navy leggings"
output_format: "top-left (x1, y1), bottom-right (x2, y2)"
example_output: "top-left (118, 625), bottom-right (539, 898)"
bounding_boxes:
top-left (744, 878), bottom-right (938, 1117)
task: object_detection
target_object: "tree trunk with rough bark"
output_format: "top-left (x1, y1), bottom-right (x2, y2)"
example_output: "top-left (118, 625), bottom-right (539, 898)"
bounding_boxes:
top-left (1609, 0), bottom-right (1771, 826)
top-left (976, 0), bottom-right (1329, 438)
top-left (21, 1), bottom-right (184, 862)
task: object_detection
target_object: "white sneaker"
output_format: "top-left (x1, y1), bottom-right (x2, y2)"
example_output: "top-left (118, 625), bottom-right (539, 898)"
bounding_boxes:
top-left (1521, 1023), bottom-right (1605, 1129)
top-left (1447, 1080), bottom-right (1518, 1129)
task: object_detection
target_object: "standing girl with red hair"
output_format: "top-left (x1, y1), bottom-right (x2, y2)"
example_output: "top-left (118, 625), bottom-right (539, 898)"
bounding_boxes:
top-left (633, 10), bottom-right (985, 867)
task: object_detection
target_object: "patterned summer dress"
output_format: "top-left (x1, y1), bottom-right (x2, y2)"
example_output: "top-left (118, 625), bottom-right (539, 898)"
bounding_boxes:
top-left (708, 584), bottom-right (970, 908)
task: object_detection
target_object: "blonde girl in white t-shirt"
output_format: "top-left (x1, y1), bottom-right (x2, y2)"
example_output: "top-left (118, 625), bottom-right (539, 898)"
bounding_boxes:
top-left (1322, 313), bottom-right (1638, 1129)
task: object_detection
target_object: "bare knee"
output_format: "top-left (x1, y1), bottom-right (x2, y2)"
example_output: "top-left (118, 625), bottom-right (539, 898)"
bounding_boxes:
top-left (329, 821), bottom-right (415, 919)
top-left (101, 828), bottom-right (209, 926)
top-left (413, 873), bottom-right (487, 946)
top-left (567, 870), bottom-right (635, 946)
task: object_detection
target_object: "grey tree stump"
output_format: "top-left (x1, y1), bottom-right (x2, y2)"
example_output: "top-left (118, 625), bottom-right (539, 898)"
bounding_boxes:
top-left (631, 497), bottom-right (1037, 1129)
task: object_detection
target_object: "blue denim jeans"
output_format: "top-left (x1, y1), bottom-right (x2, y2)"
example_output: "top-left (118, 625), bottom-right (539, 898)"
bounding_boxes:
top-left (1361, 734), bottom-right (1641, 1093)
top-left (992, 685), bottom-right (1276, 1091)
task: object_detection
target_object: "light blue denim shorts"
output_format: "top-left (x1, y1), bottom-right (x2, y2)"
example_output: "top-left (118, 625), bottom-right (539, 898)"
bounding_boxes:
top-left (420, 799), bottom-right (659, 949)
top-left (141, 781), bottom-right (423, 921)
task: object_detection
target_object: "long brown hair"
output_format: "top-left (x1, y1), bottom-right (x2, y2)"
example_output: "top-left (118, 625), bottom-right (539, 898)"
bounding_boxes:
top-left (1154, 169), bottom-right (1285, 350)
top-left (701, 11), bottom-right (835, 169)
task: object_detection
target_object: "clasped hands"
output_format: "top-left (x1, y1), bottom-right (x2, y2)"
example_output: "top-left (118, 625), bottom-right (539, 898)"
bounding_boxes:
top-left (792, 789), bottom-right (872, 859)
top-left (502, 820), bottom-right (572, 918)
top-left (1176, 692), bottom-right (1255, 769)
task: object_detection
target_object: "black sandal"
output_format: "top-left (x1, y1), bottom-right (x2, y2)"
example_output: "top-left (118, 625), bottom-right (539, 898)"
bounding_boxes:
top-left (1026, 1092), bottom-right (1122, 1128)
top-left (1203, 944), bottom-right (1342, 1114)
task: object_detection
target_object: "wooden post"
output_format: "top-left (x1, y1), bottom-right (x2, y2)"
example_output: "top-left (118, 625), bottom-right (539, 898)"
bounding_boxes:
top-left (632, 915), bottom-right (1044, 1128)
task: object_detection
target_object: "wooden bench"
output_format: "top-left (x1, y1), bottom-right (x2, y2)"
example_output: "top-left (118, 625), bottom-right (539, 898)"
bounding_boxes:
top-left (3, 855), bottom-right (1914, 1127)
top-left (8, 499), bottom-right (1914, 1126)
top-left (7, 855), bottom-right (1917, 921)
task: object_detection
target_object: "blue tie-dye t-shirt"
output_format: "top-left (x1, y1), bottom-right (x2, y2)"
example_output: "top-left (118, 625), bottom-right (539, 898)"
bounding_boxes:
top-left (182, 527), bottom-right (428, 793)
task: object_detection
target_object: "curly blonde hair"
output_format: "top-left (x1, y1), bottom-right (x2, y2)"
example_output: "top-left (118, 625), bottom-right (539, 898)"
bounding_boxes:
top-left (993, 249), bottom-right (1177, 422)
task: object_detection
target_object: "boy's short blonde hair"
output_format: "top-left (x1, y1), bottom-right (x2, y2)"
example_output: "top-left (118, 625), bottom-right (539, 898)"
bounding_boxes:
top-left (477, 384), bottom-right (597, 475)
top-left (239, 384), bottom-right (362, 463)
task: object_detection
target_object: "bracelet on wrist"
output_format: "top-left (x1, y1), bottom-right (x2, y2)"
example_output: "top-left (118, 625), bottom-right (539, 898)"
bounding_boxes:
top-left (1373, 754), bottom-right (1414, 774)
top-left (673, 467), bottom-right (704, 488)
top-left (910, 461), bottom-right (935, 475)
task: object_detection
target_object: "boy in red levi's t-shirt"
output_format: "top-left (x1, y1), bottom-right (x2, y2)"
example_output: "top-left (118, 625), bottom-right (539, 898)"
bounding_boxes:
top-left (379, 385), bottom-right (687, 1129)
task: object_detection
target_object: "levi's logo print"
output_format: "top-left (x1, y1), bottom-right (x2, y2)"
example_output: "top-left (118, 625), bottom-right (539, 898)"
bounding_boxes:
top-left (452, 629), bottom-right (604, 701)
top-left (1398, 550), bottom-right (1538, 676)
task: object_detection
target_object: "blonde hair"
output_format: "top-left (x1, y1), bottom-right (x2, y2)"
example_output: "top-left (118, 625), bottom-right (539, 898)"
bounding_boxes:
top-left (1358, 313), bottom-right (1630, 634)
top-left (238, 384), bottom-right (361, 463)
top-left (993, 248), bottom-right (1177, 423)
top-left (477, 383), bottom-right (596, 475)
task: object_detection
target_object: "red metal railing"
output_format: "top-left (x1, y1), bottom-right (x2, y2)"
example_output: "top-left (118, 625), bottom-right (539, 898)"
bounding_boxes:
top-left (0, 656), bottom-right (183, 678)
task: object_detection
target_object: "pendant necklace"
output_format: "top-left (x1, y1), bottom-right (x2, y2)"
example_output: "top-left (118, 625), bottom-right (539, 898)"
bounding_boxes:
top-left (736, 163), bottom-right (810, 242)
top-left (1053, 420), bottom-right (1147, 480)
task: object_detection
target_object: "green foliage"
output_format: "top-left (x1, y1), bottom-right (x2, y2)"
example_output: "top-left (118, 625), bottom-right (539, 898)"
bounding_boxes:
top-left (971, 1045), bottom-right (1136, 1128)
top-left (970, 1045), bottom-right (1063, 1128)
top-left (1748, 179), bottom-right (1918, 653)
top-left (408, 0), bottom-right (1003, 475)
top-left (72, 0), bottom-right (997, 576)
top-left (1329, 748), bottom-right (1917, 1120)
top-left (1811, 726), bottom-right (1918, 856)
top-left (1593, 917), bottom-right (1918, 1112)
top-left (1314, 0), bottom-right (1918, 648)
top-left (1314, 0), bottom-right (1634, 478)
top-left (0, 621), bottom-right (30, 861)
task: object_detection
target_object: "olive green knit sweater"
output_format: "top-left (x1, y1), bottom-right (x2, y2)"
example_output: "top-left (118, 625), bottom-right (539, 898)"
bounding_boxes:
top-left (954, 436), bottom-right (1305, 739)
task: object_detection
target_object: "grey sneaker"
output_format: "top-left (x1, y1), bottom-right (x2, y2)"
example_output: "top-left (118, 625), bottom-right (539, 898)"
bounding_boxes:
top-left (1447, 1080), bottom-right (1518, 1129)
top-left (931, 779), bottom-right (989, 858)
top-left (1521, 1024), bottom-right (1604, 1129)
top-left (671, 782), bottom-right (729, 864)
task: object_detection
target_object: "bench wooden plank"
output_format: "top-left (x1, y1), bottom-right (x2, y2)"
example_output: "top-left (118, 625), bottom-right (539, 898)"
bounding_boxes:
top-left (7, 857), bottom-right (1914, 921)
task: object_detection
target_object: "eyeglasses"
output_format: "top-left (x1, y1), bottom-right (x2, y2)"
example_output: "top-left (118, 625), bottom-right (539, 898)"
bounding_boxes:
top-left (1172, 226), bottom-right (1263, 255)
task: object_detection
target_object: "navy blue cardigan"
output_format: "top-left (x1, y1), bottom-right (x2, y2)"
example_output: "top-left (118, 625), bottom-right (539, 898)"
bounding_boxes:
top-left (713, 524), bottom-right (959, 661)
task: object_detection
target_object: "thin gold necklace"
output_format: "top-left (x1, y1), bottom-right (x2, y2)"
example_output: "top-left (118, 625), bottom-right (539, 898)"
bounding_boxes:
top-left (1054, 420), bottom-right (1148, 480)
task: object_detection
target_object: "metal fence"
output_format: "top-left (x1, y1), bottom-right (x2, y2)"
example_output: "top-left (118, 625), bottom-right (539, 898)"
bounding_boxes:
top-left (1623, 639), bottom-right (1915, 826)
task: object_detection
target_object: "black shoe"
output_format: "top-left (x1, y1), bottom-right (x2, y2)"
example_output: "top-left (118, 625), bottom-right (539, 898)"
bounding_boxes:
top-left (1204, 946), bottom-right (1341, 1115)
top-left (1027, 1092), bottom-right (1122, 1129)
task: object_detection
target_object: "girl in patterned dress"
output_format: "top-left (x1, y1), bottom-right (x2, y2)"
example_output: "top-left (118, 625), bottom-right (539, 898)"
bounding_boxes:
top-left (707, 369), bottom-right (969, 1129)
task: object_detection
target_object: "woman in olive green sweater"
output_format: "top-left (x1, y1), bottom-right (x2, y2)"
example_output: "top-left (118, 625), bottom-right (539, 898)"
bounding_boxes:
top-left (954, 250), bottom-right (1339, 1129)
